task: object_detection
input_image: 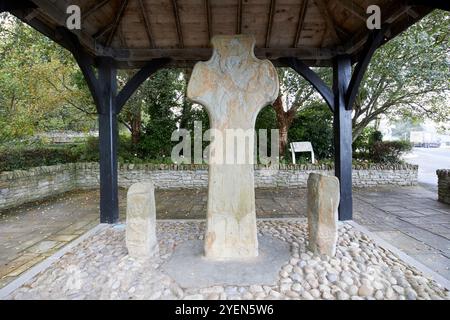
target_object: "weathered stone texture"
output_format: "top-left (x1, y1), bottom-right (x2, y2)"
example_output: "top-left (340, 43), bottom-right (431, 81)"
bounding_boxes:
top-left (187, 35), bottom-right (279, 259)
top-left (126, 182), bottom-right (158, 259)
top-left (307, 173), bottom-right (340, 256)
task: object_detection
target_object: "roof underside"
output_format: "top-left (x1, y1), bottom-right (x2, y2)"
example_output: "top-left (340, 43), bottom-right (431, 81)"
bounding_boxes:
top-left (10, 0), bottom-right (432, 68)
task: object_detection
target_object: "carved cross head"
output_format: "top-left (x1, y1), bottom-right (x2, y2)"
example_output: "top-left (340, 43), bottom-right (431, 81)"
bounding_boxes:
top-left (187, 35), bottom-right (279, 129)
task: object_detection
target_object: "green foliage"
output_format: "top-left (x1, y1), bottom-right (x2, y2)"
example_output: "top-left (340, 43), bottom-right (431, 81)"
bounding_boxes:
top-left (288, 102), bottom-right (334, 160)
top-left (0, 145), bottom-right (79, 172)
top-left (256, 106), bottom-right (277, 131)
top-left (137, 69), bottom-right (183, 158)
top-left (352, 10), bottom-right (450, 140)
top-left (369, 141), bottom-right (412, 164)
top-left (0, 13), bottom-right (97, 144)
top-left (73, 136), bottom-right (169, 164)
top-left (353, 128), bottom-right (412, 163)
top-left (353, 128), bottom-right (382, 155)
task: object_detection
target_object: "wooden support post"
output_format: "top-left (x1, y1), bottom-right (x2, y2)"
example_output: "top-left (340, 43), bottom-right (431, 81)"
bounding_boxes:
top-left (55, 27), bottom-right (169, 223)
top-left (333, 55), bottom-right (352, 221)
top-left (281, 25), bottom-right (392, 221)
top-left (97, 57), bottom-right (119, 223)
top-left (279, 57), bottom-right (334, 112)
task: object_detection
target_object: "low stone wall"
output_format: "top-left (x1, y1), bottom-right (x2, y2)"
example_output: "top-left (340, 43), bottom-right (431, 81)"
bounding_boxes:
top-left (0, 162), bottom-right (418, 210)
top-left (437, 170), bottom-right (450, 204)
top-left (0, 164), bottom-right (77, 210)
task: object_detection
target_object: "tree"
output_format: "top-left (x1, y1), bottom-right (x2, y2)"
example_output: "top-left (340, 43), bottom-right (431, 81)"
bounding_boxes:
top-left (352, 10), bottom-right (450, 142)
top-left (289, 101), bottom-right (334, 160)
top-left (0, 13), bottom-right (97, 144)
top-left (137, 69), bottom-right (184, 158)
top-left (271, 68), bottom-right (331, 157)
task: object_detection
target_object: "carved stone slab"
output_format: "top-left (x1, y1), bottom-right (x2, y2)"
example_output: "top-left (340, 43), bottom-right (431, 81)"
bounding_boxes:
top-left (126, 182), bottom-right (158, 259)
top-left (187, 35), bottom-right (279, 259)
top-left (307, 173), bottom-right (340, 257)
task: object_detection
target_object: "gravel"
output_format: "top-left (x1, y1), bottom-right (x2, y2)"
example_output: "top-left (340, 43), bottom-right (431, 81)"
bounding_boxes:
top-left (6, 220), bottom-right (450, 300)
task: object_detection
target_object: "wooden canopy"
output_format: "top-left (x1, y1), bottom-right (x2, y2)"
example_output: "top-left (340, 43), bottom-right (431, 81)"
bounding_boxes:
top-left (1, 0), bottom-right (446, 224)
top-left (8, 0), bottom-right (435, 68)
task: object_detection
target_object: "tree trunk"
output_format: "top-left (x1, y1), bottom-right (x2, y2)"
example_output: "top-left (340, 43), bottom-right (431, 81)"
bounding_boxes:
top-left (272, 96), bottom-right (296, 157)
top-left (130, 107), bottom-right (141, 145)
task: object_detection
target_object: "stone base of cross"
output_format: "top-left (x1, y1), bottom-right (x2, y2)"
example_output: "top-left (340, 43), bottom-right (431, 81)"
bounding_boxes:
top-left (187, 35), bottom-right (279, 260)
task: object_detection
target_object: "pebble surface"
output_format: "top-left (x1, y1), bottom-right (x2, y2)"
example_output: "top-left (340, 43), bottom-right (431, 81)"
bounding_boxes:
top-left (6, 220), bottom-right (450, 300)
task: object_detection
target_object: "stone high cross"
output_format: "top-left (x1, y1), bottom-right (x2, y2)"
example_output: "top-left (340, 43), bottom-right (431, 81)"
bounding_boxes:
top-left (187, 35), bottom-right (279, 259)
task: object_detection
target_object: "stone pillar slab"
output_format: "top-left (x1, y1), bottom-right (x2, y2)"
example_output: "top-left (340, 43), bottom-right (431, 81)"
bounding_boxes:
top-left (126, 182), bottom-right (158, 259)
top-left (307, 173), bottom-right (340, 256)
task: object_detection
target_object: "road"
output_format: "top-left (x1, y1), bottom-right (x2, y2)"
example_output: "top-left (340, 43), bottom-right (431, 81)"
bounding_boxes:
top-left (404, 147), bottom-right (450, 190)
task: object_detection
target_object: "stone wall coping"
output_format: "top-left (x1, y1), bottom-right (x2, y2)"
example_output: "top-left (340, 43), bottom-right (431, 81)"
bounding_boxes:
top-left (0, 162), bottom-right (419, 180)
top-left (437, 169), bottom-right (450, 177)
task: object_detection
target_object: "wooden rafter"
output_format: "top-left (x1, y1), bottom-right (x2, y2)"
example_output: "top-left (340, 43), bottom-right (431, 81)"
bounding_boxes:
top-left (343, 3), bottom-right (413, 54)
top-left (82, 0), bottom-right (111, 20)
top-left (118, 22), bottom-right (126, 47)
top-left (24, 9), bottom-right (39, 22)
top-left (280, 57), bottom-right (334, 112)
top-left (346, 24), bottom-right (390, 110)
top-left (24, 0), bottom-right (102, 55)
top-left (265, 0), bottom-right (276, 48)
top-left (138, 0), bottom-right (154, 48)
top-left (293, 0), bottom-right (308, 48)
top-left (171, 0), bottom-right (184, 48)
top-left (106, 0), bottom-right (129, 47)
top-left (237, 0), bottom-right (243, 34)
top-left (315, 0), bottom-right (342, 44)
top-left (335, 0), bottom-right (366, 22)
top-left (204, 0), bottom-right (212, 41)
top-left (116, 58), bottom-right (170, 113)
top-left (406, 8), bottom-right (419, 19)
top-left (93, 24), bottom-right (113, 40)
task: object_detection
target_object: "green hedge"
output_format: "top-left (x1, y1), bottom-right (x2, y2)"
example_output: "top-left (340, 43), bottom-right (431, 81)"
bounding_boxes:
top-left (0, 145), bottom-right (79, 172)
top-left (1, 131), bottom-right (412, 172)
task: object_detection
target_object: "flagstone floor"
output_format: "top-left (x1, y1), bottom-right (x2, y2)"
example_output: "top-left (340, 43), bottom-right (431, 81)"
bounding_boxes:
top-left (0, 185), bottom-right (449, 290)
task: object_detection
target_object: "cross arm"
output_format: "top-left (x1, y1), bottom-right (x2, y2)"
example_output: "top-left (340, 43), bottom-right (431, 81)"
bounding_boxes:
top-left (116, 58), bottom-right (171, 113)
top-left (345, 24), bottom-right (390, 110)
top-left (279, 57), bottom-right (334, 112)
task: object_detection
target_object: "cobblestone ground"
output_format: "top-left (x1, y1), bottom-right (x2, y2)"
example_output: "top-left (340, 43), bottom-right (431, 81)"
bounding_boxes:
top-left (1, 186), bottom-right (449, 290)
top-left (6, 221), bottom-right (449, 300)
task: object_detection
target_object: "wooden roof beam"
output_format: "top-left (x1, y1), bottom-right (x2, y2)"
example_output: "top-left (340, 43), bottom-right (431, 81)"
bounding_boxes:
top-left (29, 0), bottom-right (108, 56)
top-left (346, 24), bottom-right (390, 109)
top-left (237, 0), bottom-right (243, 34)
top-left (204, 0), bottom-right (212, 40)
top-left (279, 57), bottom-right (335, 112)
top-left (265, 0), bottom-right (276, 48)
top-left (138, 0), bottom-right (155, 48)
top-left (82, 0), bottom-right (111, 20)
top-left (315, 0), bottom-right (343, 44)
top-left (335, 0), bottom-right (366, 22)
top-left (171, 0), bottom-right (184, 48)
top-left (116, 58), bottom-right (171, 113)
top-left (93, 23), bottom-right (113, 40)
top-left (294, 0), bottom-right (308, 48)
top-left (343, 3), bottom-right (412, 54)
top-left (106, 0), bottom-right (129, 47)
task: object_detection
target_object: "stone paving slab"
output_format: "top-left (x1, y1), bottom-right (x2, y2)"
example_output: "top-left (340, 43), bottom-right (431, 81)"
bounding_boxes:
top-left (162, 236), bottom-right (291, 288)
